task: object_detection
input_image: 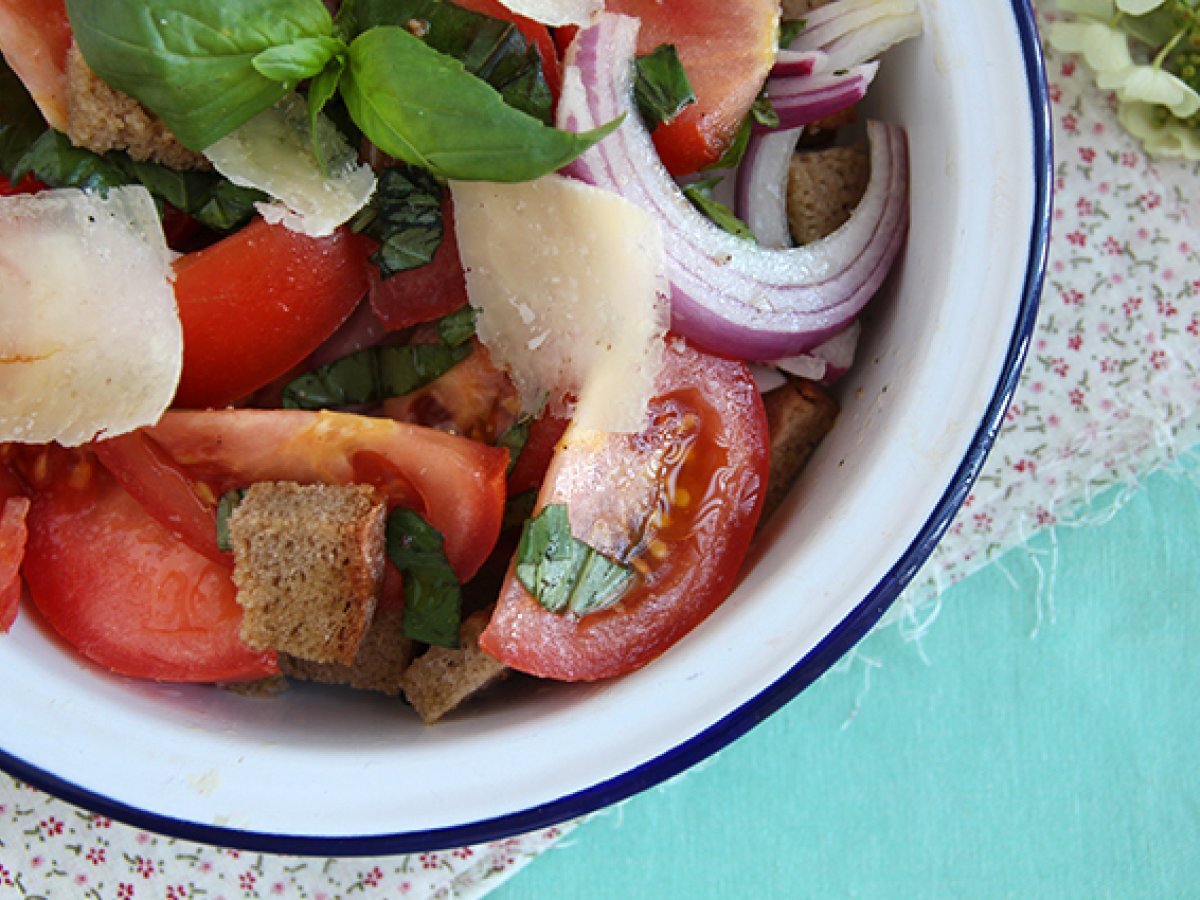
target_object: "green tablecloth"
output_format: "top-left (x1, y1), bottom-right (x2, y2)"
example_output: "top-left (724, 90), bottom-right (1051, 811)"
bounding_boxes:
top-left (494, 464), bottom-right (1200, 898)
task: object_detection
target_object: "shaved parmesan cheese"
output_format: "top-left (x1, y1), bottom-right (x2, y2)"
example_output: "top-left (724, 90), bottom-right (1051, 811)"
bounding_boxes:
top-left (204, 93), bottom-right (376, 238)
top-left (0, 187), bottom-right (182, 446)
top-left (451, 175), bottom-right (668, 433)
top-left (495, 0), bottom-right (603, 26)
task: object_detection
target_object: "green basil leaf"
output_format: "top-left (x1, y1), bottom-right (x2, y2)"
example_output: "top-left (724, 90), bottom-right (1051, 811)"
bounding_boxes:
top-left (351, 0), bottom-right (553, 123)
top-left (350, 166), bottom-right (444, 278)
top-left (683, 175), bottom-right (754, 241)
top-left (706, 116), bottom-right (753, 171)
top-left (66, 0), bottom-right (336, 150)
top-left (0, 60), bottom-right (47, 177)
top-left (750, 92), bottom-right (780, 130)
top-left (215, 488), bottom-right (247, 553)
top-left (515, 504), bottom-right (634, 617)
top-left (496, 413), bottom-right (533, 475)
top-left (308, 56), bottom-right (347, 170)
top-left (779, 19), bottom-right (806, 48)
top-left (10, 131), bottom-right (130, 194)
top-left (634, 44), bottom-right (696, 129)
top-left (252, 35), bottom-right (346, 84)
top-left (341, 26), bottom-right (621, 182)
top-left (280, 307), bottom-right (474, 409)
top-left (437, 305), bottom-right (478, 348)
top-left (11, 130), bottom-right (264, 231)
top-left (124, 158), bottom-right (266, 231)
top-left (387, 508), bottom-right (461, 647)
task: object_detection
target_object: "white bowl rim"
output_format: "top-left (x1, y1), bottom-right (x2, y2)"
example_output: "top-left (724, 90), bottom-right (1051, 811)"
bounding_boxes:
top-left (0, 0), bottom-right (1053, 855)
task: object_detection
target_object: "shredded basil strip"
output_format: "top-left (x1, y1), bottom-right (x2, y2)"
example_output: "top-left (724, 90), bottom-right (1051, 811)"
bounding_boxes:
top-left (779, 19), bottom-right (806, 48)
top-left (8, 131), bottom-right (265, 232)
top-left (281, 341), bottom-right (473, 409)
top-left (496, 414), bottom-right (533, 475)
top-left (633, 44), bottom-right (696, 129)
top-left (281, 306), bottom-right (476, 409)
top-left (350, 167), bottom-right (444, 278)
top-left (515, 504), bottom-right (634, 617)
top-left (387, 508), bottom-right (461, 647)
top-left (707, 117), bottom-right (754, 171)
top-left (683, 176), bottom-right (754, 241)
top-left (0, 61), bottom-right (46, 176)
top-left (750, 92), bottom-right (780, 130)
top-left (349, 0), bottom-right (554, 124)
top-left (437, 305), bottom-right (479, 348)
top-left (215, 489), bottom-right (247, 553)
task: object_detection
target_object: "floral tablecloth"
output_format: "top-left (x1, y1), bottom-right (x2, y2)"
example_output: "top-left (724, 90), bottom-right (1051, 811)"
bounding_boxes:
top-left (3, 4), bottom-right (1200, 898)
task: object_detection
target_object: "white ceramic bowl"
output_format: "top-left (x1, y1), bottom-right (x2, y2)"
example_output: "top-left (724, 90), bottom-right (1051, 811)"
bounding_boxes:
top-left (0, 0), bottom-right (1051, 852)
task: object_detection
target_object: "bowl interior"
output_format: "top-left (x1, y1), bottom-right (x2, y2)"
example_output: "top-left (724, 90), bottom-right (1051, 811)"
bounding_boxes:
top-left (0, 0), bottom-right (1047, 852)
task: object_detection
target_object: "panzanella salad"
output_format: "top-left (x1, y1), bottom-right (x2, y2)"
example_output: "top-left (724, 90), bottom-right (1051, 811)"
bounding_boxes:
top-left (0, 0), bottom-right (920, 721)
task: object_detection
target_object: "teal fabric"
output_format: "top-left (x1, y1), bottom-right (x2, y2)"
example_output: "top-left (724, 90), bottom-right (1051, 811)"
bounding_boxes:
top-left (492, 466), bottom-right (1200, 898)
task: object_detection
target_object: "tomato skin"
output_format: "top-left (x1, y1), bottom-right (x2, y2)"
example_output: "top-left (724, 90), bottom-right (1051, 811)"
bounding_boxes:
top-left (144, 410), bottom-right (510, 583)
top-left (0, 461), bottom-right (29, 633)
top-left (565, 0), bottom-right (779, 175)
top-left (16, 447), bottom-right (277, 682)
top-left (172, 219), bottom-right (372, 409)
top-left (92, 431), bottom-right (223, 564)
top-left (369, 199), bottom-right (470, 331)
top-left (0, 174), bottom-right (45, 196)
top-left (480, 339), bottom-right (769, 681)
top-left (0, 0), bottom-right (71, 131)
top-left (506, 411), bottom-right (569, 497)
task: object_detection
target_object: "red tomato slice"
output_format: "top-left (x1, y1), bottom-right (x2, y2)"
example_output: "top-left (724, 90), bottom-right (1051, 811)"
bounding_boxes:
top-left (369, 199), bottom-right (470, 331)
top-left (566, 0), bottom-right (779, 175)
top-left (506, 411), bottom-right (569, 498)
top-left (0, 174), bottom-right (45, 196)
top-left (451, 0), bottom-right (562, 97)
top-left (0, 0), bottom-right (71, 131)
top-left (172, 219), bottom-right (372, 409)
top-left (92, 431), bottom-right (223, 564)
top-left (144, 410), bottom-right (510, 583)
top-left (16, 446), bottom-right (277, 682)
top-left (0, 461), bottom-right (30, 633)
top-left (480, 338), bottom-right (769, 681)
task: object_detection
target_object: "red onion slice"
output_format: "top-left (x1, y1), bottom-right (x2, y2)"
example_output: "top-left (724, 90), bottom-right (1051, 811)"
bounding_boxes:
top-left (771, 49), bottom-right (827, 78)
top-left (761, 63), bottom-right (878, 132)
top-left (558, 14), bottom-right (909, 360)
top-left (735, 127), bottom-right (803, 249)
top-left (788, 0), bottom-right (923, 70)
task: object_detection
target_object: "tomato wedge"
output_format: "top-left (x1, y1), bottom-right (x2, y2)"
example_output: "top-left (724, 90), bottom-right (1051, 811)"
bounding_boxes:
top-left (0, 0), bottom-right (71, 131)
top-left (15, 446), bottom-right (277, 682)
top-left (172, 219), bottom-right (372, 409)
top-left (480, 338), bottom-right (769, 681)
top-left (92, 431), bottom-right (223, 564)
top-left (570, 0), bottom-right (780, 175)
top-left (369, 199), bottom-right (470, 331)
top-left (144, 410), bottom-right (510, 583)
top-left (0, 461), bottom-right (29, 633)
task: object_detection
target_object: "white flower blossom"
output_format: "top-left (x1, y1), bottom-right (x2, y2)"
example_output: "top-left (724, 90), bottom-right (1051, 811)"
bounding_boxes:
top-left (1099, 64), bottom-right (1200, 117)
top-left (1119, 101), bottom-right (1200, 159)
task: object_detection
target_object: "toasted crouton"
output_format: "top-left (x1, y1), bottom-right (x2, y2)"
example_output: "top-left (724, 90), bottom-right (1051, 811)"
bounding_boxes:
top-left (230, 482), bottom-right (386, 666)
top-left (787, 144), bottom-right (870, 245)
top-left (759, 378), bottom-right (840, 526)
top-left (280, 607), bottom-right (414, 695)
top-left (66, 44), bottom-right (210, 171)
top-left (400, 611), bottom-right (508, 724)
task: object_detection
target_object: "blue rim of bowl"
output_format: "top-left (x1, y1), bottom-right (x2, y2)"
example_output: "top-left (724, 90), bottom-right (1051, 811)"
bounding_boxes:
top-left (0, 0), bottom-right (1054, 856)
